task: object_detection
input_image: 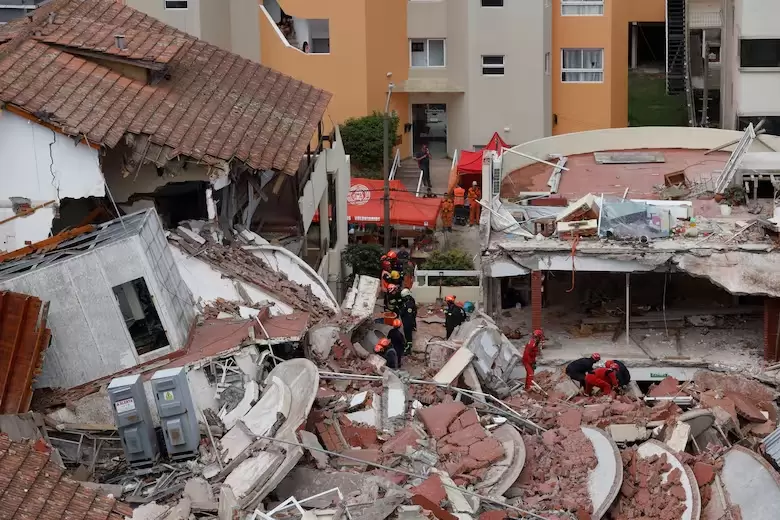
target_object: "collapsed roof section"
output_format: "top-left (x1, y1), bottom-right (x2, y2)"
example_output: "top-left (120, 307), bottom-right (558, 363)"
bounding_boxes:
top-left (0, 0), bottom-right (332, 176)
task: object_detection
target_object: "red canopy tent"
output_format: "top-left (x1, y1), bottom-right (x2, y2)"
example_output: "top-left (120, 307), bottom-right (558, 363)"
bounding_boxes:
top-left (448, 132), bottom-right (511, 193)
top-left (314, 178), bottom-right (441, 228)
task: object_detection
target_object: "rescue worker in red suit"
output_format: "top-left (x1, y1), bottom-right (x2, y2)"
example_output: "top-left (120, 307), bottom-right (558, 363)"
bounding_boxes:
top-left (585, 365), bottom-right (618, 396)
top-left (522, 329), bottom-right (544, 391)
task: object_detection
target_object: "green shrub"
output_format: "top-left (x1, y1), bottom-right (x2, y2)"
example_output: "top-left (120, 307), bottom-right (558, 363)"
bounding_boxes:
top-left (421, 249), bottom-right (478, 287)
top-left (343, 243), bottom-right (384, 281)
top-left (340, 112), bottom-right (400, 172)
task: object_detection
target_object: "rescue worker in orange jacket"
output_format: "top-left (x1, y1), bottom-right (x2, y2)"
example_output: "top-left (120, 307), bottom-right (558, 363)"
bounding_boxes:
top-left (375, 338), bottom-right (399, 369)
top-left (380, 261), bottom-right (392, 309)
top-left (453, 185), bottom-right (466, 207)
top-left (440, 195), bottom-right (454, 231)
top-left (467, 181), bottom-right (482, 226)
top-left (522, 329), bottom-right (543, 390)
top-left (585, 366), bottom-right (618, 396)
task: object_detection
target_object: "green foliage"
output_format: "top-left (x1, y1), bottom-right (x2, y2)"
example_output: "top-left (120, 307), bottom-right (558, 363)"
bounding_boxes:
top-left (343, 243), bottom-right (384, 279)
top-left (340, 111), bottom-right (400, 172)
top-left (422, 249), bottom-right (478, 287)
top-left (628, 72), bottom-right (688, 127)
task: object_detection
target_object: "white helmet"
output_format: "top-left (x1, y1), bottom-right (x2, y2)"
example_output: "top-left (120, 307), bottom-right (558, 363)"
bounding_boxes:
top-left (401, 289), bottom-right (412, 298)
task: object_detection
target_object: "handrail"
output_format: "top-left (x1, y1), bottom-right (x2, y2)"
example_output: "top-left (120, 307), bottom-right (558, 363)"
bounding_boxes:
top-left (414, 269), bottom-right (482, 287)
top-left (415, 169), bottom-right (424, 197)
top-left (388, 148), bottom-right (401, 181)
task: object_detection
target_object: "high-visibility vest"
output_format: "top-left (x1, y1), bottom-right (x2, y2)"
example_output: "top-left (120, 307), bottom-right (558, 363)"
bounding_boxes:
top-left (454, 187), bottom-right (465, 206)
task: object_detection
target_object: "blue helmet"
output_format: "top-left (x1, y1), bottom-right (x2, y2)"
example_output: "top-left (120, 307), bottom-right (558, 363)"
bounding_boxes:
top-left (463, 301), bottom-right (475, 313)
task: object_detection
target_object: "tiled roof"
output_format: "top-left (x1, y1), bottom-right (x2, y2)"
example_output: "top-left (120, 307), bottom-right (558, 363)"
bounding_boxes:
top-left (0, 0), bottom-right (332, 175)
top-left (0, 434), bottom-right (133, 520)
top-left (0, 291), bottom-right (51, 414)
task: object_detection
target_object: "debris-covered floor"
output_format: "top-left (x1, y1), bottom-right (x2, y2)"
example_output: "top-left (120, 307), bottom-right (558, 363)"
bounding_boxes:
top-left (8, 283), bottom-right (780, 520)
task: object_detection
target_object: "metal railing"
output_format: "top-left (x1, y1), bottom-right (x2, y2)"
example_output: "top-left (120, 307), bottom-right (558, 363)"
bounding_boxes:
top-left (388, 148), bottom-right (401, 181)
top-left (414, 269), bottom-right (482, 287)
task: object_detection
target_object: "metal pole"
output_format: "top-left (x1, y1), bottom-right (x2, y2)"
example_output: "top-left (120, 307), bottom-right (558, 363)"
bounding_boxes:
top-left (702, 38), bottom-right (709, 127)
top-left (626, 272), bottom-right (630, 346)
top-left (383, 75), bottom-right (394, 251)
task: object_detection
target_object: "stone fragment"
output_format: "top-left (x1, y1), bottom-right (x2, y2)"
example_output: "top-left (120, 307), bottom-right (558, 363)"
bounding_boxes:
top-left (693, 462), bottom-right (715, 486)
top-left (727, 392), bottom-right (768, 423)
top-left (557, 408), bottom-right (583, 429)
top-left (410, 474), bottom-right (447, 505)
top-left (299, 430), bottom-right (330, 469)
top-left (418, 401), bottom-right (467, 439)
top-left (647, 376), bottom-right (680, 397)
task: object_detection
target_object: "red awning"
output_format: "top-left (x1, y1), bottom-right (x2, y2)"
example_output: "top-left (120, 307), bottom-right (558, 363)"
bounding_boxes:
top-left (457, 132), bottom-right (511, 174)
top-left (314, 178), bottom-right (441, 228)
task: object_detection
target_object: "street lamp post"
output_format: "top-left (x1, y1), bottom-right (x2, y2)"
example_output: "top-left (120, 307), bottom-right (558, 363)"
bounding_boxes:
top-left (383, 73), bottom-right (395, 251)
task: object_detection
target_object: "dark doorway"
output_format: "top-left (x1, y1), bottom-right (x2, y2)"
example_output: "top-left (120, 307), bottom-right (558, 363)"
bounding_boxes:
top-left (113, 278), bottom-right (170, 356)
top-left (412, 103), bottom-right (447, 158)
top-left (630, 22), bottom-right (666, 70)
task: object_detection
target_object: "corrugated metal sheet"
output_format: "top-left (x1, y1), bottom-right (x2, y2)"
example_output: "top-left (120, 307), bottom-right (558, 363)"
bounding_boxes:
top-left (0, 291), bottom-right (51, 413)
top-left (762, 425), bottom-right (780, 466)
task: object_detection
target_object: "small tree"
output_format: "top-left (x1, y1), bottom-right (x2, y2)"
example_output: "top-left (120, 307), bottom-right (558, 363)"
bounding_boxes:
top-left (343, 243), bottom-right (384, 284)
top-left (422, 249), bottom-right (479, 287)
top-left (340, 112), bottom-right (400, 173)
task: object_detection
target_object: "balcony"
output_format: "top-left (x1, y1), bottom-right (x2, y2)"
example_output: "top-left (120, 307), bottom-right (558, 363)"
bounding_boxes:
top-left (262, 0), bottom-right (330, 54)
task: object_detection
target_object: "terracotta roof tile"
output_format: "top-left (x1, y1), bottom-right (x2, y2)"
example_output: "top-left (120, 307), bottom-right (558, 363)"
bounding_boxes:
top-left (0, 436), bottom-right (127, 520)
top-left (0, 0), bottom-right (331, 175)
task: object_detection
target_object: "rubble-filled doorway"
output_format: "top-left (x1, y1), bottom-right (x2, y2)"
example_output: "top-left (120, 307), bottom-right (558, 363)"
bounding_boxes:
top-left (112, 277), bottom-right (170, 356)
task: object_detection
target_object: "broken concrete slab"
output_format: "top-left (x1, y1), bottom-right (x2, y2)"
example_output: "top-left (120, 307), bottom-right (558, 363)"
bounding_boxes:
top-left (349, 492), bottom-right (407, 520)
top-left (720, 445), bottom-right (780, 520)
top-left (606, 424), bottom-right (650, 444)
top-left (346, 392), bottom-right (381, 427)
top-left (418, 401), bottom-right (467, 439)
top-left (184, 477), bottom-right (213, 503)
top-left (727, 392), bottom-right (768, 423)
top-left (581, 426), bottom-right (623, 519)
top-left (438, 471), bottom-right (479, 514)
top-left (636, 440), bottom-right (701, 520)
top-left (475, 423), bottom-right (526, 498)
top-left (433, 347), bottom-right (475, 385)
top-left (309, 324), bottom-right (340, 361)
top-left (554, 378), bottom-right (581, 401)
top-left (218, 485), bottom-right (238, 520)
top-left (131, 503), bottom-right (172, 520)
top-left (665, 421), bottom-right (692, 453)
top-left (678, 409), bottom-right (715, 438)
top-left (239, 375), bottom-right (293, 436)
top-left (275, 468), bottom-right (364, 508)
top-left (223, 450), bottom-right (285, 501)
top-left (382, 370), bottom-right (407, 433)
top-left (163, 497), bottom-right (191, 519)
top-left (221, 380), bottom-right (260, 430)
top-left (300, 430), bottom-right (330, 469)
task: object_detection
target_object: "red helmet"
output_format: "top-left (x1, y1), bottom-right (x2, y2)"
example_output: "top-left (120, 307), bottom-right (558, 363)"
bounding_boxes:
top-left (606, 360), bottom-right (619, 370)
top-left (382, 261), bottom-right (392, 271)
top-left (381, 254), bottom-right (388, 262)
top-left (591, 353), bottom-right (601, 361)
top-left (392, 319), bottom-right (402, 328)
top-left (533, 329), bottom-right (544, 338)
top-left (387, 284), bottom-right (398, 293)
top-left (386, 250), bottom-right (397, 259)
top-left (375, 338), bottom-right (391, 352)
top-left (445, 295), bottom-right (456, 303)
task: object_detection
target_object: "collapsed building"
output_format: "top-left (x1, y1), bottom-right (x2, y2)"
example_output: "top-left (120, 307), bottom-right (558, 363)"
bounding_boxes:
top-left (478, 124), bottom-right (780, 378)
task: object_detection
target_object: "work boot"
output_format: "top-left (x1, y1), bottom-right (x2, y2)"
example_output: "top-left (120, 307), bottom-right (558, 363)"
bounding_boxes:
top-left (405, 342), bottom-right (413, 355)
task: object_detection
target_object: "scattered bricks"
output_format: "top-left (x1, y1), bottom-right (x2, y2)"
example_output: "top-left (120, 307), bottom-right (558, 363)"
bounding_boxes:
top-left (694, 370), bottom-right (775, 402)
top-left (557, 408), bottom-right (583, 429)
top-left (316, 387), bottom-right (337, 407)
top-left (693, 462), bottom-right (715, 486)
top-left (315, 421), bottom-right (346, 452)
top-left (670, 485), bottom-right (686, 500)
top-left (479, 511), bottom-right (508, 520)
top-left (380, 425), bottom-right (424, 456)
top-left (542, 429), bottom-right (559, 446)
top-left (448, 408), bottom-right (480, 433)
top-left (334, 448), bottom-right (380, 468)
top-left (410, 474), bottom-right (447, 506)
top-left (338, 416), bottom-right (378, 448)
top-left (649, 401), bottom-right (682, 422)
top-left (460, 457), bottom-right (490, 472)
top-left (411, 495), bottom-right (458, 520)
top-left (440, 423), bottom-right (487, 447)
top-left (647, 376), bottom-right (680, 398)
top-left (700, 392), bottom-right (739, 426)
top-left (582, 404), bottom-right (609, 423)
top-left (371, 469), bottom-right (407, 486)
top-left (418, 401), bottom-right (467, 439)
top-left (576, 508), bottom-right (592, 520)
top-left (726, 392), bottom-right (768, 423)
top-left (468, 438), bottom-right (505, 463)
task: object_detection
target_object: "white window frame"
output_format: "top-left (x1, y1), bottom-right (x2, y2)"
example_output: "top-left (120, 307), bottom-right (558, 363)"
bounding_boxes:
top-left (410, 39), bottom-right (446, 68)
top-left (544, 52), bottom-right (551, 75)
top-left (164, 0), bottom-right (189, 10)
top-left (561, 48), bottom-right (604, 83)
top-left (481, 55), bottom-right (505, 76)
top-left (561, 0), bottom-right (604, 16)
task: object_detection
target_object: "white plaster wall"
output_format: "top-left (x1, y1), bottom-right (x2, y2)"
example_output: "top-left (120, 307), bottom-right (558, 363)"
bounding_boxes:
top-left (501, 127), bottom-right (780, 177)
top-left (736, 72), bottom-right (780, 116)
top-left (412, 285), bottom-right (481, 305)
top-left (102, 162), bottom-right (212, 203)
top-left (738, 0), bottom-right (780, 38)
top-left (299, 152), bottom-right (328, 233)
top-left (170, 245), bottom-right (294, 316)
top-left (0, 110), bottom-right (105, 250)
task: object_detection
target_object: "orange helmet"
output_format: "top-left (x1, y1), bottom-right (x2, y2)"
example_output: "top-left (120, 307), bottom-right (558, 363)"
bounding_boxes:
top-left (445, 295), bottom-right (456, 303)
top-left (392, 319), bottom-right (402, 328)
top-left (381, 254), bottom-right (388, 262)
top-left (386, 250), bottom-right (397, 259)
top-left (374, 338), bottom-right (391, 352)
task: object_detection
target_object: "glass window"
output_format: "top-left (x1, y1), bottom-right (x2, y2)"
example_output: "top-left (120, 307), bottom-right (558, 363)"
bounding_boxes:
top-left (561, 0), bottom-right (604, 16)
top-left (561, 49), bottom-right (604, 82)
top-left (410, 39), bottom-right (446, 68)
top-left (482, 55), bottom-right (505, 76)
top-left (740, 39), bottom-right (780, 68)
top-left (481, 0), bottom-right (504, 6)
top-left (165, 1), bottom-right (188, 9)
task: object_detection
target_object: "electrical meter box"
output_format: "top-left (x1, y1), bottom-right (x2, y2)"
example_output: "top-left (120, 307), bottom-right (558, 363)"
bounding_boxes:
top-left (151, 367), bottom-right (200, 460)
top-left (107, 374), bottom-right (159, 467)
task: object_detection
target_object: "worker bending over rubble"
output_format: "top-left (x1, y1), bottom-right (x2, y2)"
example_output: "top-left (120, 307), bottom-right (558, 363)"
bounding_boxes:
top-left (444, 295), bottom-right (466, 339)
top-left (607, 359), bottom-right (631, 389)
top-left (375, 338), bottom-right (399, 369)
top-left (400, 289), bottom-right (417, 354)
top-left (585, 365), bottom-right (618, 396)
top-left (388, 319), bottom-right (406, 365)
top-left (522, 329), bottom-right (544, 390)
top-left (387, 284), bottom-right (403, 315)
top-left (565, 353), bottom-right (601, 388)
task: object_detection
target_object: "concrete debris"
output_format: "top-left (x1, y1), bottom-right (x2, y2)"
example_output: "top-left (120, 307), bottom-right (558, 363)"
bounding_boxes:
top-left (721, 446), bottom-right (780, 520)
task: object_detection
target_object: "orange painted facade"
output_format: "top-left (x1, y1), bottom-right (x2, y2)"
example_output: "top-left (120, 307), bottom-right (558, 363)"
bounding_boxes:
top-left (551, 0), bottom-right (666, 135)
top-left (259, 0), bottom-right (410, 150)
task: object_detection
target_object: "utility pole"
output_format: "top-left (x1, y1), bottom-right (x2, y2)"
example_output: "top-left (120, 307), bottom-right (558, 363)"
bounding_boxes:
top-left (383, 72), bottom-right (395, 251)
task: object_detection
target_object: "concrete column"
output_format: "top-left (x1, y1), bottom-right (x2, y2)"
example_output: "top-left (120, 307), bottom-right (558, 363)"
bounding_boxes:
top-left (319, 176), bottom-right (330, 249)
top-left (631, 23), bottom-right (638, 70)
top-left (531, 271), bottom-right (543, 330)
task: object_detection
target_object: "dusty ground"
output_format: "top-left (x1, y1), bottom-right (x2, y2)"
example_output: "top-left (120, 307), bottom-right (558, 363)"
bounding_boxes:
top-left (495, 306), bottom-right (765, 372)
